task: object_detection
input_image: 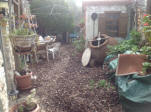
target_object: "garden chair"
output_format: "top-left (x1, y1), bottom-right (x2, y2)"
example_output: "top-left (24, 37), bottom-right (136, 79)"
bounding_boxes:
top-left (34, 42), bottom-right (49, 63)
top-left (48, 42), bottom-right (61, 60)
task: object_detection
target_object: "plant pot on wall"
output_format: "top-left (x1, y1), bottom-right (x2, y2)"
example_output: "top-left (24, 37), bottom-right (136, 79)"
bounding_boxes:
top-left (15, 72), bottom-right (32, 90)
top-left (11, 34), bottom-right (36, 51)
top-left (10, 28), bottom-right (36, 52)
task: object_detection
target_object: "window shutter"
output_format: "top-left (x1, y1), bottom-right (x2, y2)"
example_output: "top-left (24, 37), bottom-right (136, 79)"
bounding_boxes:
top-left (119, 13), bottom-right (128, 37)
top-left (99, 14), bottom-right (106, 34)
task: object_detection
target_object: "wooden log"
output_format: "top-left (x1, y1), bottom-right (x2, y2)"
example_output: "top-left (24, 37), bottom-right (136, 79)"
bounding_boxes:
top-left (81, 48), bottom-right (91, 67)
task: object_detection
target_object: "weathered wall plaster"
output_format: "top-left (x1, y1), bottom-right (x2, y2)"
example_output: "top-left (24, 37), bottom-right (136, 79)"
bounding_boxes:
top-left (85, 5), bottom-right (127, 42)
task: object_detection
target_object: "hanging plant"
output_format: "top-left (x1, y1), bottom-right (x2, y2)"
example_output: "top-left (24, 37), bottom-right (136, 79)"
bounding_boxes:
top-left (20, 14), bottom-right (27, 20)
top-left (0, 14), bottom-right (8, 27)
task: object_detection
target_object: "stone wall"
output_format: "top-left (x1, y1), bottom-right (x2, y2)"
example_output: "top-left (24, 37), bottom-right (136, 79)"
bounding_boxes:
top-left (0, 50), bottom-right (9, 112)
top-left (0, 20), bottom-right (15, 112)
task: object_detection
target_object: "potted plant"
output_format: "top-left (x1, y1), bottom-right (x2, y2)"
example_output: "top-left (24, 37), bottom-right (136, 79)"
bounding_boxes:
top-left (10, 28), bottom-right (36, 53)
top-left (15, 58), bottom-right (32, 90)
top-left (10, 101), bottom-right (40, 112)
top-left (10, 90), bottom-right (40, 112)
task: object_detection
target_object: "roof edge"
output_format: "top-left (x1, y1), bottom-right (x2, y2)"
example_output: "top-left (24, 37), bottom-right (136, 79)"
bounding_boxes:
top-left (82, 0), bottom-right (133, 11)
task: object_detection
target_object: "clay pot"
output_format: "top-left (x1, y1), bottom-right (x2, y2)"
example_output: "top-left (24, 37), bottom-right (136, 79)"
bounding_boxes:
top-left (15, 73), bottom-right (32, 90)
top-left (9, 102), bottom-right (40, 112)
top-left (88, 34), bottom-right (118, 65)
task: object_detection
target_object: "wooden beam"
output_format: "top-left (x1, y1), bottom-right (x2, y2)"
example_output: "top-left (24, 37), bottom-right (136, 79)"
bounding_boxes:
top-left (18, 0), bottom-right (21, 27)
top-left (9, 0), bottom-right (12, 32)
top-left (13, 0), bottom-right (19, 6)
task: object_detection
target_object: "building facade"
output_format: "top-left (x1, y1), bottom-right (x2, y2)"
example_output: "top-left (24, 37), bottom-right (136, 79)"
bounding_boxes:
top-left (83, 0), bottom-right (133, 43)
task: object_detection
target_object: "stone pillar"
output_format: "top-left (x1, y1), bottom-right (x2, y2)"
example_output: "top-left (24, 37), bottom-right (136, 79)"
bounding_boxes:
top-left (0, 21), bottom-right (16, 111)
top-left (2, 35), bottom-right (16, 91)
top-left (0, 28), bottom-right (9, 112)
top-left (0, 62), bottom-right (9, 112)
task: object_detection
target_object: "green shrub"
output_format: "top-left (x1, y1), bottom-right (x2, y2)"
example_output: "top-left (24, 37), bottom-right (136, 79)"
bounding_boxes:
top-left (107, 40), bottom-right (139, 55)
top-left (107, 30), bottom-right (141, 56)
top-left (97, 80), bottom-right (106, 88)
top-left (73, 37), bottom-right (85, 53)
top-left (140, 46), bottom-right (151, 55)
top-left (142, 62), bottom-right (151, 74)
top-left (130, 29), bottom-right (141, 45)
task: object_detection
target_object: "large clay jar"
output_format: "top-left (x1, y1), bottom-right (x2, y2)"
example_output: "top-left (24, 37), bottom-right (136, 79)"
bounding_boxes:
top-left (15, 72), bottom-right (32, 90)
top-left (89, 34), bottom-right (118, 65)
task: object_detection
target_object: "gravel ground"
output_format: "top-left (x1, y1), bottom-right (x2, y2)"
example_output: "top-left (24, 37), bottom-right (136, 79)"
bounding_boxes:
top-left (31, 44), bottom-right (122, 112)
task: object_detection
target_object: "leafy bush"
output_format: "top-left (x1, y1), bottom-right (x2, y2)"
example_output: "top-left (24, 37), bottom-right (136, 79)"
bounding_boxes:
top-left (142, 62), bottom-right (151, 74)
top-left (140, 46), bottom-right (151, 55)
top-left (107, 40), bottom-right (139, 55)
top-left (73, 37), bottom-right (85, 53)
top-left (107, 30), bottom-right (141, 55)
top-left (130, 29), bottom-right (141, 45)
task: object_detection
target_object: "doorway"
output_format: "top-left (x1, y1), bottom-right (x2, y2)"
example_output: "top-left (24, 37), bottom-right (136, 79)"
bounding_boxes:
top-left (105, 12), bottom-right (120, 37)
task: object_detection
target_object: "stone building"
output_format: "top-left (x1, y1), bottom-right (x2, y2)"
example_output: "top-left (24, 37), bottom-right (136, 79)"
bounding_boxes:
top-left (0, 0), bottom-right (31, 112)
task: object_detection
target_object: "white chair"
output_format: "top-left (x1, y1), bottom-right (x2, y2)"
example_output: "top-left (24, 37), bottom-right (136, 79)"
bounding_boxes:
top-left (48, 42), bottom-right (61, 60)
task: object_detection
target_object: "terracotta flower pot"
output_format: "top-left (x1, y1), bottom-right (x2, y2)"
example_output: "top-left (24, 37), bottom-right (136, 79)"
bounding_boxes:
top-left (15, 73), bottom-right (32, 90)
top-left (9, 102), bottom-right (40, 112)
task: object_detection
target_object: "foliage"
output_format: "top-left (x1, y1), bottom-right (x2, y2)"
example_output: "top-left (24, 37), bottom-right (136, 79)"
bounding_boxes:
top-left (107, 30), bottom-right (141, 55)
top-left (11, 28), bottom-right (34, 36)
top-left (89, 79), bottom-right (115, 90)
top-left (0, 18), bottom-right (7, 27)
top-left (89, 80), bottom-right (95, 89)
top-left (142, 62), bottom-right (151, 74)
top-left (0, 14), bottom-right (8, 27)
top-left (130, 29), bottom-right (141, 45)
top-left (143, 14), bottom-right (151, 44)
top-left (107, 40), bottom-right (139, 55)
top-left (17, 90), bottom-right (36, 112)
top-left (18, 105), bottom-right (24, 112)
top-left (140, 46), bottom-right (151, 55)
top-left (97, 80), bottom-right (106, 88)
top-left (30, 0), bottom-right (74, 35)
top-left (17, 56), bottom-right (27, 75)
top-left (73, 37), bottom-right (85, 52)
